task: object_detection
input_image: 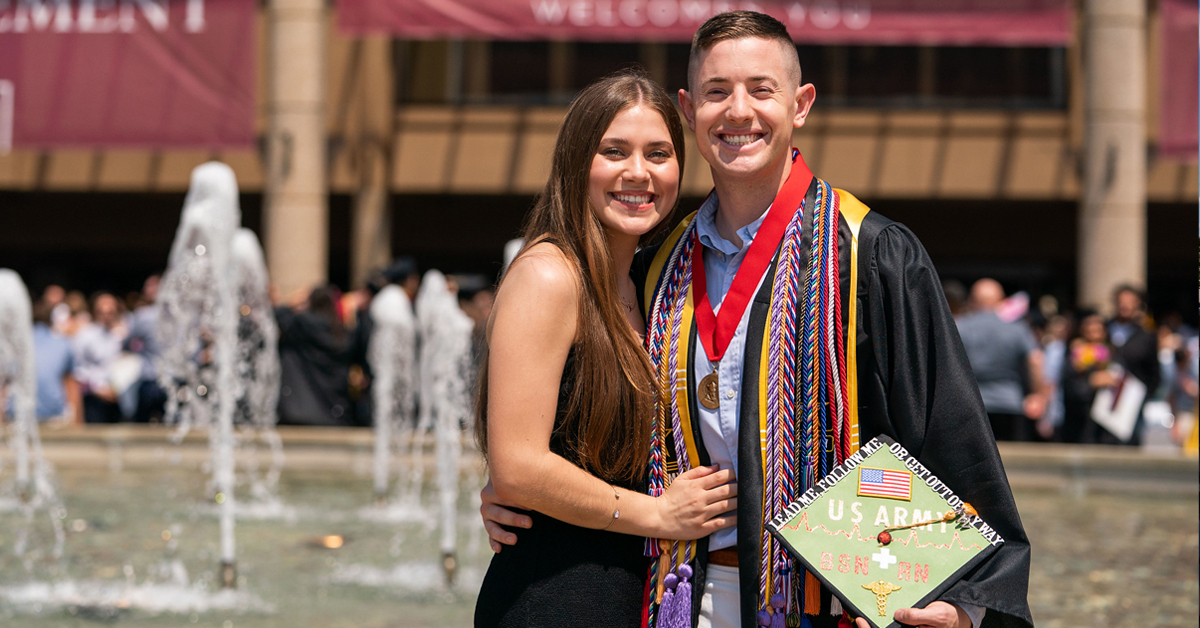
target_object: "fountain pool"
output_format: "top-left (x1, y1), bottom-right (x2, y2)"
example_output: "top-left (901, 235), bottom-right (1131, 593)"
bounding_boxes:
top-left (0, 433), bottom-right (1195, 628)
top-left (0, 427), bottom-right (489, 628)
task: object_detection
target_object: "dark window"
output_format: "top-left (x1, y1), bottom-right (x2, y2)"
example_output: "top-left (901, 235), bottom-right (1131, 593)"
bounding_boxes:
top-left (795, 45), bottom-right (829, 96)
top-left (572, 43), bottom-right (640, 90)
top-left (490, 41), bottom-right (550, 96)
top-left (666, 43), bottom-right (691, 94)
top-left (940, 47), bottom-right (1056, 104)
top-left (845, 46), bottom-right (920, 100)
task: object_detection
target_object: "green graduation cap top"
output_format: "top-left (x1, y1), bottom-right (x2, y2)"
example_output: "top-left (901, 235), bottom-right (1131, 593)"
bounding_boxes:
top-left (767, 435), bottom-right (1005, 628)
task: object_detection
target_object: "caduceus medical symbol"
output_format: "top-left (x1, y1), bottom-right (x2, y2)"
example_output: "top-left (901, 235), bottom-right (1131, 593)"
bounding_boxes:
top-left (861, 580), bottom-right (902, 617)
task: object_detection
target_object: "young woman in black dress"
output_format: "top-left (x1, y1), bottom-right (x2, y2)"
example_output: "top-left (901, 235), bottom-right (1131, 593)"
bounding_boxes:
top-left (473, 70), bottom-right (738, 627)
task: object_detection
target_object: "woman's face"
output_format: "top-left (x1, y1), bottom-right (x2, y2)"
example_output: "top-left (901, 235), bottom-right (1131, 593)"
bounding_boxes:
top-left (1081, 316), bottom-right (1106, 343)
top-left (588, 104), bottom-right (680, 239)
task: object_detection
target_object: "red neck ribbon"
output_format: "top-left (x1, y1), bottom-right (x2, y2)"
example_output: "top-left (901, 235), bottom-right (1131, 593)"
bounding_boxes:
top-left (691, 151), bottom-right (814, 364)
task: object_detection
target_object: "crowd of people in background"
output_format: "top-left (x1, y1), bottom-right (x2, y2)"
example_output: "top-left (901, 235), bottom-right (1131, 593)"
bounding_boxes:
top-left (949, 279), bottom-right (1199, 449)
top-left (22, 263), bottom-right (1198, 450)
top-left (25, 256), bottom-right (496, 430)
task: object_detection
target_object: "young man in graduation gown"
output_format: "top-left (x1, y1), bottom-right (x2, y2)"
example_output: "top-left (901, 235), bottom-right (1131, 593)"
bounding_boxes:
top-left (481, 11), bottom-right (1032, 628)
top-left (629, 12), bottom-right (1032, 628)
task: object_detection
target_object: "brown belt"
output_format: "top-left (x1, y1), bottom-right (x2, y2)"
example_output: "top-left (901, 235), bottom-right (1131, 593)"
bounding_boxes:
top-left (708, 547), bottom-right (738, 568)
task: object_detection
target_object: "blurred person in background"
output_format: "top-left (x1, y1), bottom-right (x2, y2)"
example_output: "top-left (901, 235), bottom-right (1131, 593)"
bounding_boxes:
top-left (349, 256), bottom-right (422, 424)
top-left (72, 291), bottom-right (127, 423)
top-left (32, 298), bottom-right (80, 423)
top-left (1037, 314), bottom-right (1072, 440)
top-left (276, 284), bottom-right (363, 426)
top-left (124, 274), bottom-right (167, 422)
top-left (942, 279), bottom-right (968, 317)
top-left (454, 274), bottom-right (496, 370)
top-left (1099, 285), bottom-right (1161, 445)
top-left (387, 256), bottom-right (421, 303)
top-left (1173, 335), bottom-right (1200, 453)
top-left (956, 278), bottom-right (1047, 441)
top-left (1060, 313), bottom-right (1112, 443)
top-left (59, 290), bottom-right (90, 336)
top-left (42, 284), bottom-right (76, 336)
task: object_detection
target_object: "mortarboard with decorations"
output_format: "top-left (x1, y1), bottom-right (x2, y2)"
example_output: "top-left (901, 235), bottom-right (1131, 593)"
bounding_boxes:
top-left (767, 435), bottom-right (1004, 628)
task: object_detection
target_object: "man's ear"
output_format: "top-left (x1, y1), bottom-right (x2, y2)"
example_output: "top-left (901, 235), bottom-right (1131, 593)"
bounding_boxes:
top-left (678, 88), bottom-right (697, 132)
top-left (793, 83), bottom-right (816, 129)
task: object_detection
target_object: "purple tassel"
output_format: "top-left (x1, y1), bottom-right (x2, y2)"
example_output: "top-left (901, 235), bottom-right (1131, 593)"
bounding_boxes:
top-left (660, 572), bottom-right (679, 628)
top-left (769, 593), bottom-right (786, 628)
top-left (662, 569), bottom-right (699, 628)
top-left (758, 610), bottom-right (773, 627)
top-left (671, 565), bottom-right (692, 628)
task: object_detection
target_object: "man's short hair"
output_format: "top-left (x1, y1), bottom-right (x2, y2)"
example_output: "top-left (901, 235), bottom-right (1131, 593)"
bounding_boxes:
top-left (32, 299), bottom-right (53, 325)
top-left (688, 10), bottom-right (802, 90)
top-left (1112, 283), bottom-right (1145, 306)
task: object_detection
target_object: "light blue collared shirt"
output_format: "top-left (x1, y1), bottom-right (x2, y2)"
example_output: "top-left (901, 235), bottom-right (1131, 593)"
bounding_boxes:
top-left (689, 192), bottom-right (986, 628)
top-left (691, 192), bottom-right (771, 553)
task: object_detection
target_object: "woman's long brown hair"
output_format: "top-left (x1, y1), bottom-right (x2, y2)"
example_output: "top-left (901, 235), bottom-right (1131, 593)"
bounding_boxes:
top-left (475, 68), bottom-right (687, 484)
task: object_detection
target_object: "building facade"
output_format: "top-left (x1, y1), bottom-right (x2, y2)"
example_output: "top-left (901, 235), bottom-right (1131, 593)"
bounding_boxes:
top-left (0, 0), bottom-right (1195, 319)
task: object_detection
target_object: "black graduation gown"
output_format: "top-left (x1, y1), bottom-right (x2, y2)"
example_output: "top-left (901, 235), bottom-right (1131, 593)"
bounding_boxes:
top-left (632, 209), bottom-right (1033, 628)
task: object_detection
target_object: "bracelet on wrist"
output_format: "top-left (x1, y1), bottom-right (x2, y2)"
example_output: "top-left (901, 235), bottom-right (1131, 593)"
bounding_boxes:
top-left (600, 484), bottom-right (620, 530)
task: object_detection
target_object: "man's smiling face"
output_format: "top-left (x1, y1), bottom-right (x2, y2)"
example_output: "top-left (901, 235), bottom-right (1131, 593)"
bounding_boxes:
top-left (679, 37), bottom-right (814, 185)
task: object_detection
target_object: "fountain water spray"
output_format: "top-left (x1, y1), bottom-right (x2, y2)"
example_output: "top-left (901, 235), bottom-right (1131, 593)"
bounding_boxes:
top-left (231, 229), bottom-right (285, 510)
top-left (369, 285), bottom-right (417, 504)
top-left (0, 269), bottom-right (65, 565)
top-left (414, 271), bottom-right (475, 586)
top-left (155, 162), bottom-right (242, 588)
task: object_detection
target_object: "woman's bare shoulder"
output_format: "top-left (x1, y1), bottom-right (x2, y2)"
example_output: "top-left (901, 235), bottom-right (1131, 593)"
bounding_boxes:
top-left (500, 241), bottom-right (579, 306)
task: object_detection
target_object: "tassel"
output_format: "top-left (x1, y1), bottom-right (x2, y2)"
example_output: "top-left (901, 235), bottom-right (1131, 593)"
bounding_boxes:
top-left (655, 540), bottom-right (672, 604)
top-left (670, 564), bottom-right (692, 628)
top-left (660, 572), bottom-right (679, 628)
top-left (770, 593), bottom-right (786, 628)
top-left (800, 616), bottom-right (813, 628)
top-left (768, 595), bottom-right (787, 628)
top-left (829, 596), bottom-right (843, 616)
top-left (757, 611), bottom-right (773, 627)
top-left (803, 573), bottom-right (821, 614)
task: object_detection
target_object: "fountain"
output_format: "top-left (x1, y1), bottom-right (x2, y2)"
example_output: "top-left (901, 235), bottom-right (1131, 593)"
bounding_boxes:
top-left (414, 271), bottom-right (476, 586)
top-left (230, 229), bottom-right (285, 513)
top-left (368, 285), bottom-right (417, 504)
top-left (0, 269), bottom-right (65, 567)
top-left (154, 162), bottom-right (243, 588)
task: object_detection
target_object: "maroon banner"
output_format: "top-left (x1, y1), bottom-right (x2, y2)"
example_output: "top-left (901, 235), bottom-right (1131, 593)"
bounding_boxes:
top-left (338, 0), bottom-right (1072, 46)
top-left (1159, 0), bottom-right (1197, 159)
top-left (0, 0), bottom-right (256, 149)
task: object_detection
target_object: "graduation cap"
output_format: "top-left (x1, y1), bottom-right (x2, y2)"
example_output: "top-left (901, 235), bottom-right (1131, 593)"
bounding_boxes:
top-left (767, 436), bottom-right (1004, 628)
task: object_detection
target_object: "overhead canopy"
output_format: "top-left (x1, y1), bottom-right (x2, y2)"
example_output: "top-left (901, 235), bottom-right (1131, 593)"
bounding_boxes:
top-left (337, 0), bottom-right (1073, 46)
top-left (0, 0), bottom-right (257, 150)
top-left (1159, 0), bottom-right (1198, 159)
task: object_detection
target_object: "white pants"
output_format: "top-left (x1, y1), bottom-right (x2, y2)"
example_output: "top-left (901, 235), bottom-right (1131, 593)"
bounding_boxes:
top-left (698, 564), bottom-right (740, 628)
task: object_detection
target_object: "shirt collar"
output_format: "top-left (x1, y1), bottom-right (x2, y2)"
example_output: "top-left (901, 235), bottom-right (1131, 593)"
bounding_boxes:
top-left (694, 192), bottom-right (771, 256)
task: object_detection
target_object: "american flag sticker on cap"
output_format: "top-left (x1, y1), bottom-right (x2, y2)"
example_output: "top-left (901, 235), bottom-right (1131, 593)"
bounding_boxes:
top-left (857, 467), bottom-right (913, 501)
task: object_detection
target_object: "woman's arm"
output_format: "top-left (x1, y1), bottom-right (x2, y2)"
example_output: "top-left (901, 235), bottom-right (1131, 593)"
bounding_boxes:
top-left (486, 246), bottom-right (736, 541)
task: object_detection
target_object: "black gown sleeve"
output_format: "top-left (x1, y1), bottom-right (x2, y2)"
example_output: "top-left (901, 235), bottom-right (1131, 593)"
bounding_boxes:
top-left (859, 223), bottom-right (1034, 628)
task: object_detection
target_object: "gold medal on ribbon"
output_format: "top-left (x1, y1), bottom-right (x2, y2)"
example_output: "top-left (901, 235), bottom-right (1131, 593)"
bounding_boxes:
top-left (699, 372), bottom-right (720, 410)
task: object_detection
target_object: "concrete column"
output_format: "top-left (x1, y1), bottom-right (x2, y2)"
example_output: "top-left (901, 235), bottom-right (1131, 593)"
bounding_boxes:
top-left (1078, 0), bottom-right (1147, 312)
top-left (352, 149), bottom-right (391, 287)
top-left (350, 38), bottom-right (395, 288)
top-left (265, 0), bottom-right (328, 295)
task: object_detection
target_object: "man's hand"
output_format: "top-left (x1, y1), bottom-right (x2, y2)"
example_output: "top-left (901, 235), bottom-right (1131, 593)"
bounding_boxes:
top-left (854, 601), bottom-right (970, 628)
top-left (480, 479), bottom-right (531, 553)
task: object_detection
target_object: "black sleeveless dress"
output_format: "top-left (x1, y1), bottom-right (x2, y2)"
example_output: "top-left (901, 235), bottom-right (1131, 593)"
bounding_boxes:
top-left (474, 351), bottom-right (650, 627)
